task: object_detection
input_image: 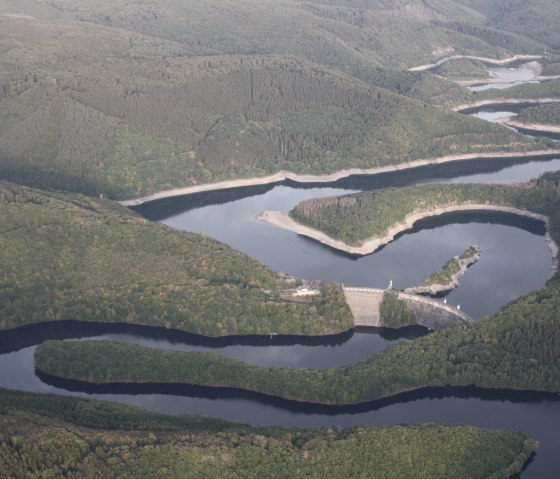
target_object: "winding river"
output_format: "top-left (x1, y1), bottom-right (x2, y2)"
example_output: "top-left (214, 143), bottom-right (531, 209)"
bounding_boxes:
top-left (2, 81), bottom-right (560, 476)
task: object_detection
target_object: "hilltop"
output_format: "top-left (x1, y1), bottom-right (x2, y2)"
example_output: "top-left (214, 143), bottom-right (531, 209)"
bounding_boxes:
top-left (0, 0), bottom-right (555, 199)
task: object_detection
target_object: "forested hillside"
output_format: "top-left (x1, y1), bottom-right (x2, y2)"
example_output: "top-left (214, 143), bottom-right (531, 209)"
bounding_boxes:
top-left (23, 0), bottom-right (538, 69)
top-left (2, 1), bottom-right (560, 477)
top-left (518, 104), bottom-right (560, 125)
top-left (289, 182), bottom-right (556, 246)
top-left (455, 0), bottom-right (560, 50)
top-left (0, 182), bottom-right (352, 336)
top-left (476, 79), bottom-right (560, 102)
top-left (0, 0), bottom-right (554, 199)
top-left (35, 284), bottom-right (560, 405)
top-left (0, 389), bottom-right (536, 478)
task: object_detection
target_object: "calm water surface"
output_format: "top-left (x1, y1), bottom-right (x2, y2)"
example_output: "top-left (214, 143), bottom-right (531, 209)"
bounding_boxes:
top-left (161, 187), bottom-right (552, 319)
top-left (469, 61), bottom-right (540, 91)
top-left (2, 85), bottom-right (560, 476)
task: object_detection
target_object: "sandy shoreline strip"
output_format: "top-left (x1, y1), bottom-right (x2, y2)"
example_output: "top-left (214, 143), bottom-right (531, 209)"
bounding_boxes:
top-left (256, 205), bottom-right (558, 271)
top-left (408, 54), bottom-right (542, 72)
top-left (496, 118), bottom-right (560, 134)
top-left (453, 98), bottom-right (560, 112)
top-left (119, 149), bottom-right (560, 206)
top-left (457, 75), bottom-right (560, 87)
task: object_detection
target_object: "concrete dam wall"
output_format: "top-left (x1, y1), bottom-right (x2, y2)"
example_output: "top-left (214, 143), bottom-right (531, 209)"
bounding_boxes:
top-left (343, 287), bottom-right (473, 330)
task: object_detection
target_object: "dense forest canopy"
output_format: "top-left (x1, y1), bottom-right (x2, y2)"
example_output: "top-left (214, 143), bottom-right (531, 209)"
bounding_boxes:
top-left (518, 103), bottom-right (560, 125)
top-left (0, 182), bottom-right (352, 336)
top-left (2, 0), bottom-right (560, 476)
top-left (0, 389), bottom-right (536, 479)
top-left (289, 181), bottom-right (558, 245)
top-left (34, 283), bottom-right (560, 405)
top-left (0, 0), bottom-right (557, 198)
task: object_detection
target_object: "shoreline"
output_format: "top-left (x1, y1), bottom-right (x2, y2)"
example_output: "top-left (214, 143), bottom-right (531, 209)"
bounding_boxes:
top-left (457, 75), bottom-right (560, 87)
top-left (119, 149), bottom-right (560, 206)
top-left (408, 54), bottom-right (543, 72)
top-left (34, 368), bottom-right (560, 409)
top-left (453, 98), bottom-right (560, 112)
top-left (406, 246), bottom-right (481, 297)
top-left (256, 205), bottom-right (558, 271)
top-left (495, 117), bottom-right (560, 134)
top-left (454, 59), bottom-right (544, 86)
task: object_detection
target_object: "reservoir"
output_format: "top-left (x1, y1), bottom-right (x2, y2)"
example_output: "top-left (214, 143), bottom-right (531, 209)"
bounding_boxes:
top-left (2, 84), bottom-right (560, 476)
top-left (1, 152), bottom-right (560, 477)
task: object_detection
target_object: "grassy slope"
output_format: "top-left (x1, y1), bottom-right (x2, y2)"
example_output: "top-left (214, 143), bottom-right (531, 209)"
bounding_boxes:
top-left (289, 183), bottom-right (555, 246)
top-left (0, 389), bottom-right (536, 479)
top-left (0, 182), bottom-right (352, 336)
top-left (34, 284), bottom-right (560, 405)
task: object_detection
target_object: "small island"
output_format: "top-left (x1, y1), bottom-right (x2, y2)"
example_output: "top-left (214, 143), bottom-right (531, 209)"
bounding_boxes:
top-left (406, 246), bottom-right (481, 297)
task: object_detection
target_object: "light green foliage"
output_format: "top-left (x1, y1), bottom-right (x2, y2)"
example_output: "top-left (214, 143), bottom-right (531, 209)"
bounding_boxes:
top-left (0, 182), bottom-right (352, 336)
top-left (0, 390), bottom-right (537, 479)
top-left (542, 56), bottom-right (560, 76)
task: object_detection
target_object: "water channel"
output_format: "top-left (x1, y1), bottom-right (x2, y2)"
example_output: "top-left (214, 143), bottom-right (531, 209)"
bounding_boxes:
top-left (1, 85), bottom-right (560, 476)
top-left (469, 61), bottom-right (541, 92)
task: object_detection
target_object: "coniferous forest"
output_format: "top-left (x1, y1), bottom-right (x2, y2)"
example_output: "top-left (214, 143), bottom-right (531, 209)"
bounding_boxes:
top-left (3, 0), bottom-right (560, 477)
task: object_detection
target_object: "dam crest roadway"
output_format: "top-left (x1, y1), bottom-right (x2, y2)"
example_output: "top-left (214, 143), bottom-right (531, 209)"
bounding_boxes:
top-left (343, 287), bottom-right (474, 329)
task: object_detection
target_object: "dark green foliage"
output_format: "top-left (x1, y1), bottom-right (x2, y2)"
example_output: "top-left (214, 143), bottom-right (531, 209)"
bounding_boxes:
top-left (379, 291), bottom-right (416, 328)
top-left (0, 389), bottom-right (537, 479)
top-left (433, 58), bottom-right (491, 80)
top-left (35, 283), bottom-right (560, 405)
top-left (417, 246), bottom-right (479, 287)
top-left (0, 182), bottom-right (352, 336)
top-left (456, 0), bottom-right (560, 49)
top-left (518, 104), bottom-right (560, 125)
top-left (477, 78), bottom-right (560, 101)
top-left (289, 183), bottom-right (556, 246)
top-left (0, 387), bottom-right (244, 434)
top-left (362, 68), bottom-right (473, 106)
top-left (1, 0), bottom-right (552, 199)
top-left (0, 53), bottom-right (532, 199)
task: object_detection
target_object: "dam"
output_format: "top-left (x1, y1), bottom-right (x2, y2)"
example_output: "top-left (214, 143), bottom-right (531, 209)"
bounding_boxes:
top-left (343, 287), bottom-right (474, 330)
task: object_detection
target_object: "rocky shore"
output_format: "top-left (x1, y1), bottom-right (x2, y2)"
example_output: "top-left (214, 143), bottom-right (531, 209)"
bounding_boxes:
top-left (405, 246), bottom-right (481, 297)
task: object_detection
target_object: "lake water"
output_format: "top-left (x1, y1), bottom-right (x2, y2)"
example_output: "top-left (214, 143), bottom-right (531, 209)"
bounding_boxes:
top-left (469, 61), bottom-right (540, 91)
top-left (1, 84), bottom-right (560, 476)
